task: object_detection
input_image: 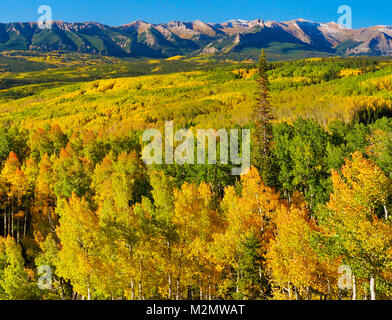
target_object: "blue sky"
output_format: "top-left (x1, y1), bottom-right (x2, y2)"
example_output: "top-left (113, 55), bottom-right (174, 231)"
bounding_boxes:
top-left (0, 0), bottom-right (390, 28)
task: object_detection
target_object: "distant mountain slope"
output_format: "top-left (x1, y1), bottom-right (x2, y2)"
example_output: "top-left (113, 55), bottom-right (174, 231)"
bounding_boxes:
top-left (1, 19), bottom-right (392, 59)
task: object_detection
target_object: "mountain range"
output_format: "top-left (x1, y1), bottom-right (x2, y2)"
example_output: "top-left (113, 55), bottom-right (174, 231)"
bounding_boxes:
top-left (1, 18), bottom-right (392, 59)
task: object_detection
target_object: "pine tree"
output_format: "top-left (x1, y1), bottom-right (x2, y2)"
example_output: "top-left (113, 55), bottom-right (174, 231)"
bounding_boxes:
top-left (253, 49), bottom-right (277, 186)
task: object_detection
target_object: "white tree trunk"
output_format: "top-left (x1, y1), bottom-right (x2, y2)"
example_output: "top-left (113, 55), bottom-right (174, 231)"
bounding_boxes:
top-left (370, 277), bottom-right (376, 300)
top-left (352, 275), bottom-right (356, 300)
top-left (306, 287), bottom-right (311, 300)
top-left (176, 279), bottom-right (180, 300)
top-left (168, 274), bottom-right (172, 300)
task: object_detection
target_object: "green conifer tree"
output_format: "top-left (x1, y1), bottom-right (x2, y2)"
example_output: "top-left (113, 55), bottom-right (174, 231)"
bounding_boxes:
top-left (253, 49), bottom-right (277, 186)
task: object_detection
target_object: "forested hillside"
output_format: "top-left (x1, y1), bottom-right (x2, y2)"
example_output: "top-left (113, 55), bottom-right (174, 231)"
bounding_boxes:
top-left (0, 51), bottom-right (391, 300)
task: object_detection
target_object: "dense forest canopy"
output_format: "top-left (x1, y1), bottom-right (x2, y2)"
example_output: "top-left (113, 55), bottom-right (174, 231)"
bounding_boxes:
top-left (0, 51), bottom-right (391, 300)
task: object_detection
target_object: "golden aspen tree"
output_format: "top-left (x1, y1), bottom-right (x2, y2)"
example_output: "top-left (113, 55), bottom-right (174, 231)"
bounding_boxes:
top-left (91, 152), bottom-right (150, 299)
top-left (149, 170), bottom-right (177, 299)
top-left (0, 177), bottom-right (8, 238)
top-left (1, 152), bottom-right (29, 241)
top-left (326, 152), bottom-right (392, 300)
top-left (131, 198), bottom-right (159, 300)
top-left (266, 193), bottom-right (340, 300)
top-left (213, 167), bottom-right (281, 299)
top-left (0, 236), bottom-right (32, 299)
top-left (172, 182), bottom-right (222, 300)
top-left (55, 194), bottom-right (101, 300)
top-left (34, 232), bottom-right (63, 299)
top-left (33, 154), bottom-right (58, 244)
top-left (53, 144), bottom-right (92, 200)
top-left (21, 156), bottom-right (39, 240)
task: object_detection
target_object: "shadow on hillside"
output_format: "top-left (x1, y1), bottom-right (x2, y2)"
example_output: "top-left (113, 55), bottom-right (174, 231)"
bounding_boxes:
top-left (352, 104), bottom-right (392, 125)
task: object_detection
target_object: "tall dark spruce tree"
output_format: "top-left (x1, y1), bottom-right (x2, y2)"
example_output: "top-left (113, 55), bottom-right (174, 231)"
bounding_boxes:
top-left (253, 49), bottom-right (277, 187)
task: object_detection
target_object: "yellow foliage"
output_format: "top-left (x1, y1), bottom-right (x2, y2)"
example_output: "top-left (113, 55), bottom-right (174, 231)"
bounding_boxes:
top-left (339, 69), bottom-right (363, 77)
top-left (232, 68), bottom-right (258, 79)
top-left (165, 55), bottom-right (184, 61)
top-left (369, 75), bottom-right (392, 90)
